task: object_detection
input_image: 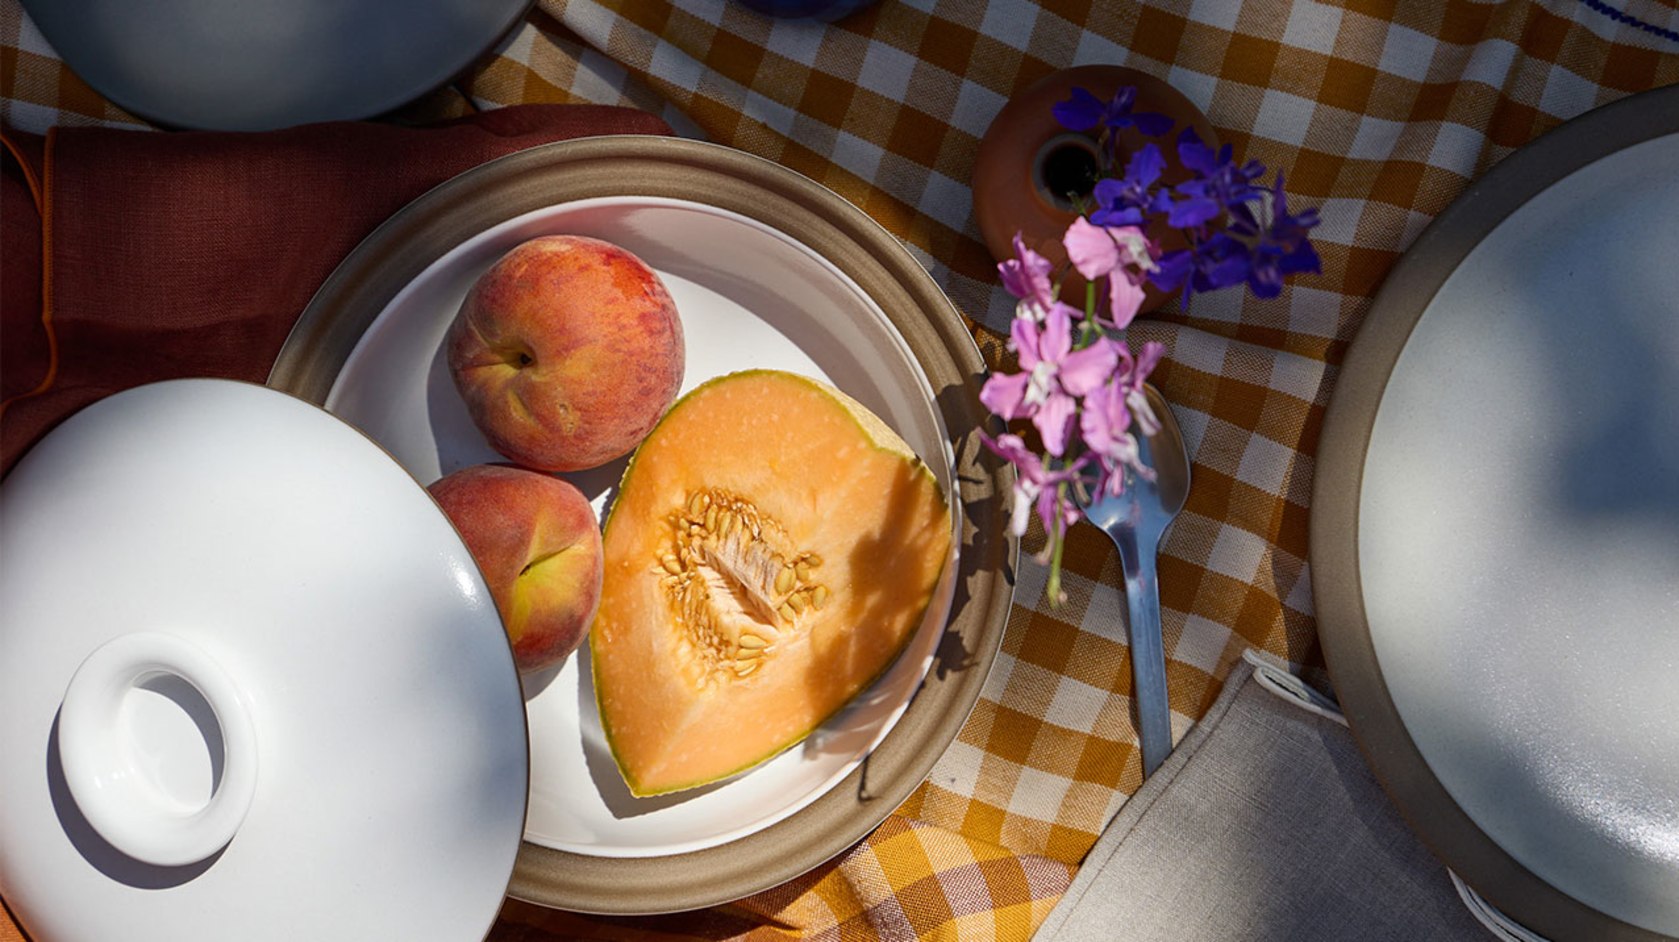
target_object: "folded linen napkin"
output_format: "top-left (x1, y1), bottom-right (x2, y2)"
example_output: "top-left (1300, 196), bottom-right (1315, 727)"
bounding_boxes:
top-left (1036, 654), bottom-right (1492, 941)
top-left (0, 104), bottom-right (672, 478)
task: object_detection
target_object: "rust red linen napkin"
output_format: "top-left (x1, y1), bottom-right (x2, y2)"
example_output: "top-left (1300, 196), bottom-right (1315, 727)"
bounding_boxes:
top-left (0, 104), bottom-right (671, 477)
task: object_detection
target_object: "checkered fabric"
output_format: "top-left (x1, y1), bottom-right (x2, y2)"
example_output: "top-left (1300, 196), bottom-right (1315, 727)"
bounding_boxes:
top-left (4, 0), bottom-right (1677, 938)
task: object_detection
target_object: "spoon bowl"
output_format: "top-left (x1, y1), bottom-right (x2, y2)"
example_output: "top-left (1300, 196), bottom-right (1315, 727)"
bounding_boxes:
top-left (1079, 383), bottom-right (1191, 777)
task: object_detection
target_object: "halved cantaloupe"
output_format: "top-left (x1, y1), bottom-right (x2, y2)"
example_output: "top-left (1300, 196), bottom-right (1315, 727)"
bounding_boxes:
top-left (592, 369), bottom-right (953, 797)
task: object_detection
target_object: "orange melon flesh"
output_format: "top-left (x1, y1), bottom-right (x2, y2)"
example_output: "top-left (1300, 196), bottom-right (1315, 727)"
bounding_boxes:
top-left (592, 369), bottom-right (952, 797)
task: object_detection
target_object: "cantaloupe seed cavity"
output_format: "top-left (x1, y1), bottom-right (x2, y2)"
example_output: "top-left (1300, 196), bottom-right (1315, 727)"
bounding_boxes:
top-left (655, 488), bottom-right (829, 684)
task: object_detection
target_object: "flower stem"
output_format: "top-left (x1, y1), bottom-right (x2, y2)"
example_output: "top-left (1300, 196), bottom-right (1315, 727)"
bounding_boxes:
top-left (1046, 482), bottom-right (1070, 606)
top-left (1079, 280), bottom-right (1101, 345)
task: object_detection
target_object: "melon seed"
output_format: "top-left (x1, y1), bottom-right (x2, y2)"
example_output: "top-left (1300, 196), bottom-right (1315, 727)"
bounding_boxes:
top-left (811, 585), bottom-right (830, 609)
top-left (734, 661), bottom-right (759, 678)
top-left (658, 489), bottom-right (834, 672)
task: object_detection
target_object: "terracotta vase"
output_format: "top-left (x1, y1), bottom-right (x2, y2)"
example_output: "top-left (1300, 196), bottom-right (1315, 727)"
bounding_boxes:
top-left (972, 64), bottom-right (1218, 317)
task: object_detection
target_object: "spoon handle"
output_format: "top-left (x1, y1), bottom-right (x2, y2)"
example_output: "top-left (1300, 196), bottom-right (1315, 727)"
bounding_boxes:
top-left (1117, 530), bottom-right (1172, 777)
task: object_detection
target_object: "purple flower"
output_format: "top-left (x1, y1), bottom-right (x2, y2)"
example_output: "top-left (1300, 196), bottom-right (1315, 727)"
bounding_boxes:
top-left (1149, 230), bottom-right (1253, 300)
top-left (1089, 143), bottom-right (1171, 228)
top-left (982, 433), bottom-right (1085, 538)
top-left (1153, 170), bottom-right (1320, 301)
top-left (979, 305), bottom-right (1119, 457)
top-left (975, 85), bottom-right (1322, 610)
top-left (1062, 217), bottom-right (1155, 330)
top-left (1228, 173), bottom-right (1322, 299)
top-left (1166, 128), bottom-right (1264, 229)
top-left (1053, 86), bottom-right (1176, 138)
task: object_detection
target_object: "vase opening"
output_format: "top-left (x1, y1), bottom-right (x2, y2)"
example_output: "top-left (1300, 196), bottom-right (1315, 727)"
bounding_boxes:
top-left (1033, 133), bottom-right (1102, 212)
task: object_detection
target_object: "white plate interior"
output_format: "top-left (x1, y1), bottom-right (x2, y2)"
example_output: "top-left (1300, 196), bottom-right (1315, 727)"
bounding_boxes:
top-left (1359, 134), bottom-right (1679, 934)
top-left (327, 196), bottom-right (960, 857)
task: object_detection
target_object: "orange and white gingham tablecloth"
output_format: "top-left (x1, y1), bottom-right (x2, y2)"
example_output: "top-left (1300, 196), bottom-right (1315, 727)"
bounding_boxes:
top-left (3, 0), bottom-right (1676, 938)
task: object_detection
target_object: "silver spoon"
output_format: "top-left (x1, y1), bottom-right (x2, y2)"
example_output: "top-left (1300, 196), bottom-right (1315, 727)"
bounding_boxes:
top-left (1079, 383), bottom-right (1191, 777)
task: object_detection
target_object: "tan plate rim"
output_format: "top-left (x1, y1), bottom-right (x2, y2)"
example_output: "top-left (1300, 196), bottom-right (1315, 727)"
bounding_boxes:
top-left (1311, 84), bottom-right (1679, 942)
top-left (268, 134), bottom-right (1017, 916)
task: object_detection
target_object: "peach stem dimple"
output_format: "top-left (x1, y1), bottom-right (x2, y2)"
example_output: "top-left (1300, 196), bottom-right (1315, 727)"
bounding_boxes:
top-left (519, 543), bottom-right (579, 578)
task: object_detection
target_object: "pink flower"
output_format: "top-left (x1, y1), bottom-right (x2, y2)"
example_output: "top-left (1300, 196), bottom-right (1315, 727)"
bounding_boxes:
top-left (1079, 380), bottom-right (1145, 498)
top-left (999, 233), bottom-right (1082, 323)
top-left (999, 234), bottom-right (1054, 302)
top-left (979, 305), bottom-right (1119, 457)
top-left (982, 433), bottom-right (1084, 539)
top-left (1062, 217), bottom-right (1155, 330)
top-left (1123, 341), bottom-right (1167, 436)
top-left (1079, 341), bottom-right (1167, 496)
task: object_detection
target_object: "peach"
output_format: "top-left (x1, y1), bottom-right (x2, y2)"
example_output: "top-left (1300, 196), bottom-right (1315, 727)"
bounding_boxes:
top-left (429, 464), bottom-right (604, 674)
top-left (446, 235), bottom-right (685, 472)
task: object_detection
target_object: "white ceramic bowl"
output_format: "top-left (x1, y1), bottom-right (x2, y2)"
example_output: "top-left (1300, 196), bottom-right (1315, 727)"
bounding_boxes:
top-left (0, 380), bottom-right (529, 942)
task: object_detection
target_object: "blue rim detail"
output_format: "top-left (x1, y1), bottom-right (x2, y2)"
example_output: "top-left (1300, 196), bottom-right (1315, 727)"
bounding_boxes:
top-left (1578, 0), bottom-right (1679, 43)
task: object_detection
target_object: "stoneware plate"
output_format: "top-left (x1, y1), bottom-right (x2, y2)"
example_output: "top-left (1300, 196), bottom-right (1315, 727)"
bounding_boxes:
top-left (0, 380), bottom-right (529, 942)
top-left (1313, 85), bottom-right (1679, 942)
top-left (269, 135), bottom-right (1015, 914)
top-left (326, 192), bottom-right (962, 860)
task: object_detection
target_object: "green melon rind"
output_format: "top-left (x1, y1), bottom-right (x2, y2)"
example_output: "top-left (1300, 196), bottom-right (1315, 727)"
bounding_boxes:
top-left (592, 368), bottom-right (952, 797)
top-left (603, 561), bottom-right (949, 797)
